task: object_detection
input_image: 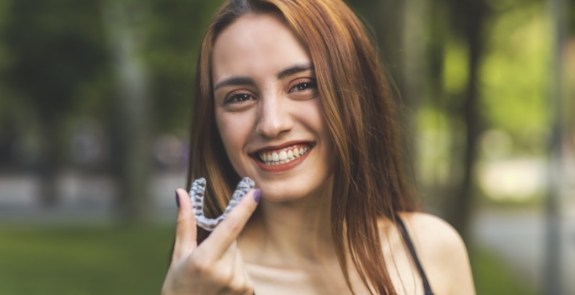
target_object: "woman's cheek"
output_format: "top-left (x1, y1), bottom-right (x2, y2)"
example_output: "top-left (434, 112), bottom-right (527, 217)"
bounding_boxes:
top-left (216, 111), bottom-right (255, 174)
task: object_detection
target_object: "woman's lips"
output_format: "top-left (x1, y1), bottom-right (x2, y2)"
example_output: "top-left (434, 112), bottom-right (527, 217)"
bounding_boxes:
top-left (252, 143), bottom-right (313, 173)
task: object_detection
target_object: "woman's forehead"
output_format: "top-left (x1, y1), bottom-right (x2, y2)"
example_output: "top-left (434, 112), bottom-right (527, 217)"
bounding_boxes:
top-left (211, 13), bottom-right (312, 85)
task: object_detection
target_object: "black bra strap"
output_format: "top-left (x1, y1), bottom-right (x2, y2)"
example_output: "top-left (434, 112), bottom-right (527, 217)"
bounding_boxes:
top-left (395, 215), bottom-right (434, 295)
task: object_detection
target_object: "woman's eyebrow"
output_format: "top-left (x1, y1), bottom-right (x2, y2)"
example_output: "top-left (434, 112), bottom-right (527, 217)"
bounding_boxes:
top-left (213, 63), bottom-right (314, 91)
top-left (277, 63), bottom-right (314, 80)
top-left (213, 77), bottom-right (256, 92)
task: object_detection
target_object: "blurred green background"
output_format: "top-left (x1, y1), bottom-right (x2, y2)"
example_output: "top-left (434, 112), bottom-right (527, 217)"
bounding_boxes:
top-left (0, 0), bottom-right (573, 294)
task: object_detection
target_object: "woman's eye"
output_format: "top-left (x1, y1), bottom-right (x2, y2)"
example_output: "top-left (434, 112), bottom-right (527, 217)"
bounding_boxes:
top-left (290, 81), bottom-right (317, 92)
top-left (225, 93), bottom-right (255, 104)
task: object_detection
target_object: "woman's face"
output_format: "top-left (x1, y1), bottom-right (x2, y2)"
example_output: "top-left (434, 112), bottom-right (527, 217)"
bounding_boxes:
top-left (212, 13), bottom-right (334, 202)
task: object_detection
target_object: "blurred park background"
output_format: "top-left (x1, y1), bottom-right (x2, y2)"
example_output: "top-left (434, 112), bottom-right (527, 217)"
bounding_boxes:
top-left (0, 0), bottom-right (573, 294)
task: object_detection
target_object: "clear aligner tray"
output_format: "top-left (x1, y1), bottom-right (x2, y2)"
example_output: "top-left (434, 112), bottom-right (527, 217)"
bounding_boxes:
top-left (189, 177), bottom-right (255, 231)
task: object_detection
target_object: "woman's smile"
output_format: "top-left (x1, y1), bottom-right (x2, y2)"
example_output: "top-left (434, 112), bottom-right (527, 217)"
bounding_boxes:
top-left (251, 141), bottom-right (314, 172)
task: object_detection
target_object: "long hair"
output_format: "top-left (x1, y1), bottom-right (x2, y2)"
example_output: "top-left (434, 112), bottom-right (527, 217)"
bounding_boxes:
top-left (186, 0), bottom-right (418, 294)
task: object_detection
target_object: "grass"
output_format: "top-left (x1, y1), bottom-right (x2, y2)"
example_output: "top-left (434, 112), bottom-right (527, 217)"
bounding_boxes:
top-left (0, 225), bottom-right (174, 295)
top-left (471, 247), bottom-right (539, 295)
top-left (0, 225), bottom-right (538, 295)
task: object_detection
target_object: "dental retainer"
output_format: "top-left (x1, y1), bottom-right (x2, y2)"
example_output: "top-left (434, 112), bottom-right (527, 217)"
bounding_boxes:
top-left (189, 177), bottom-right (255, 231)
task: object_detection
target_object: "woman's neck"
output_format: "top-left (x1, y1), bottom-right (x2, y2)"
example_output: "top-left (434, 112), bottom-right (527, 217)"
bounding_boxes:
top-left (240, 178), bottom-right (337, 266)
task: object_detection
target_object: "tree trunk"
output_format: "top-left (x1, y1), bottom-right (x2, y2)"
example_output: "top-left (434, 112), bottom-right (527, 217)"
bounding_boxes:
top-left (444, 0), bottom-right (487, 244)
top-left (37, 116), bottom-right (60, 207)
top-left (103, 0), bottom-right (151, 224)
top-left (401, 0), bottom-right (427, 195)
top-left (544, 0), bottom-right (566, 293)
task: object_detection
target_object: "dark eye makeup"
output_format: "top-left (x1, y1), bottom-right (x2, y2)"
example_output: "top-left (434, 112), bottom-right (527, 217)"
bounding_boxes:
top-left (221, 78), bottom-right (318, 106)
top-left (290, 79), bottom-right (317, 92)
top-left (224, 92), bottom-right (255, 105)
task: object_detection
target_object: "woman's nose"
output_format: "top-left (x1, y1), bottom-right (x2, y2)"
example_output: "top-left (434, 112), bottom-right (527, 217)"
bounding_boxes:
top-left (255, 96), bottom-right (293, 139)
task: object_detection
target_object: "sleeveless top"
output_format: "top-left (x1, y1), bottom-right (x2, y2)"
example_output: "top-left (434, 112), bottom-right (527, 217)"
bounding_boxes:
top-left (396, 216), bottom-right (435, 295)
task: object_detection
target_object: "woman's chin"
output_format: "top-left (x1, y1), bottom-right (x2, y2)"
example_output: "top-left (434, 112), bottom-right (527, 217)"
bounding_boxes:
top-left (257, 185), bottom-right (308, 203)
top-left (255, 175), bottom-right (333, 205)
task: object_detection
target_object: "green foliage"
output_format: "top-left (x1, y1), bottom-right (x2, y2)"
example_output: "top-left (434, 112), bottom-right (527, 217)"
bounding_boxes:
top-left (568, 0), bottom-right (575, 35)
top-left (480, 2), bottom-right (550, 154)
top-left (0, 0), bottom-right (9, 71)
top-left (143, 0), bottom-right (225, 132)
top-left (0, 0), bottom-right (228, 137)
top-left (424, 0), bottom-right (551, 156)
top-left (0, 0), bottom-right (230, 167)
top-left (443, 40), bottom-right (469, 96)
top-left (417, 107), bottom-right (457, 187)
top-left (2, 0), bottom-right (109, 120)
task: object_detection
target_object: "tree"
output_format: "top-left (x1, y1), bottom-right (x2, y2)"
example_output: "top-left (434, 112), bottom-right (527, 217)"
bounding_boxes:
top-left (2, 0), bottom-right (108, 205)
top-left (441, 0), bottom-right (490, 243)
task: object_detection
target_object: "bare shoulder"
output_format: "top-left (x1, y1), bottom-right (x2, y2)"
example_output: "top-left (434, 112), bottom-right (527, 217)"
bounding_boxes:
top-left (398, 212), bottom-right (476, 295)
top-left (397, 212), bottom-right (463, 253)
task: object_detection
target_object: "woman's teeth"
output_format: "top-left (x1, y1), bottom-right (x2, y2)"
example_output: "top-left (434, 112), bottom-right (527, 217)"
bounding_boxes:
top-left (258, 146), bottom-right (310, 165)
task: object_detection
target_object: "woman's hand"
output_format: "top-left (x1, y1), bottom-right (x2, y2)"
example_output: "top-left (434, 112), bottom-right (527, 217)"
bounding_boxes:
top-left (162, 188), bottom-right (261, 295)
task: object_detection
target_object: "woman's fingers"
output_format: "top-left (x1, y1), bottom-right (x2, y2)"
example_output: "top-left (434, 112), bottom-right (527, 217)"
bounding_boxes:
top-left (199, 189), bottom-right (261, 260)
top-left (172, 188), bottom-right (198, 262)
top-left (164, 188), bottom-right (258, 295)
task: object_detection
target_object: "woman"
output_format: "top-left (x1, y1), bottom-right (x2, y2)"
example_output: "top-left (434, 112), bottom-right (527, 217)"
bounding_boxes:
top-left (163, 0), bottom-right (475, 294)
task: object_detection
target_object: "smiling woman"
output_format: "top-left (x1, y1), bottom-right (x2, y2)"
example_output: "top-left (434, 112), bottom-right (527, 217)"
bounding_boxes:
top-left (212, 13), bottom-right (334, 202)
top-left (162, 0), bottom-right (475, 295)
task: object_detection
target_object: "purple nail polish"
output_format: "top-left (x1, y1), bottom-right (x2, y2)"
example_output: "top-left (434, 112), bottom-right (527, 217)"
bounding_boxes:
top-left (175, 191), bottom-right (180, 208)
top-left (253, 189), bottom-right (261, 203)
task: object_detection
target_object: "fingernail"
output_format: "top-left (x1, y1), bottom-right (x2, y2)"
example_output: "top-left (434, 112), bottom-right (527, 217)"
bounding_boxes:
top-left (253, 189), bottom-right (261, 203)
top-left (175, 191), bottom-right (180, 208)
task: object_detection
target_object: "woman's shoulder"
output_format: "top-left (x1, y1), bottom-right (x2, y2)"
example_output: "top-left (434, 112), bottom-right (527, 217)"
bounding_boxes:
top-left (394, 212), bottom-right (476, 295)
top-left (397, 212), bottom-right (464, 253)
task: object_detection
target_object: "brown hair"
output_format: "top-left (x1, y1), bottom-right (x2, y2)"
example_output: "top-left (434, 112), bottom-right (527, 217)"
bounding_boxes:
top-left (186, 0), bottom-right (418, 294)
